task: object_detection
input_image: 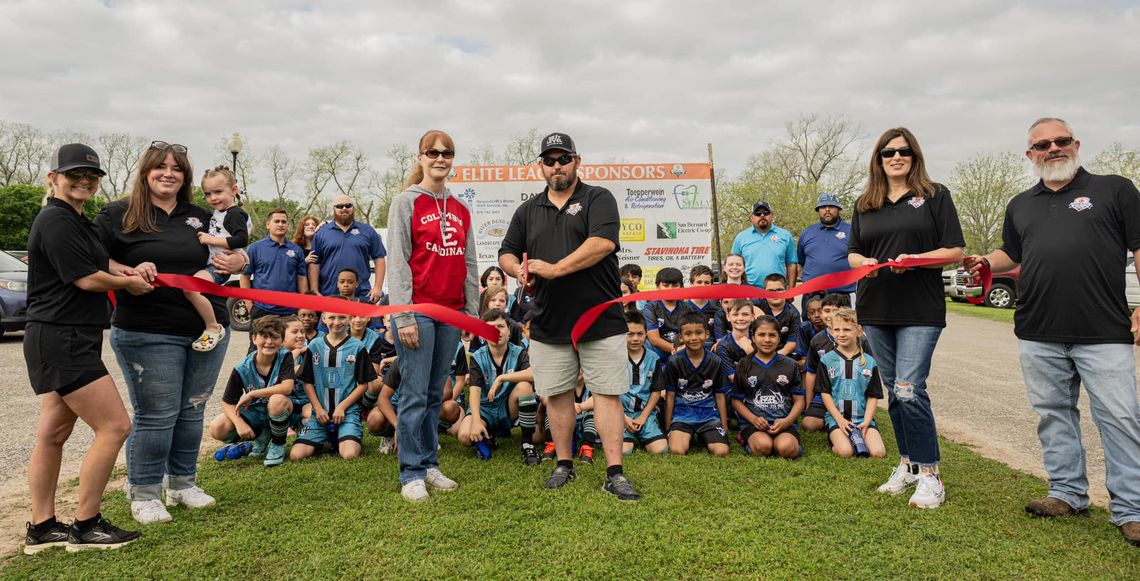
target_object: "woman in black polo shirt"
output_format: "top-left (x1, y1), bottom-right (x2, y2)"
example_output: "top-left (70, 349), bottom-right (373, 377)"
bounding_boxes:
top-left (95, 141), bottom-right (244, 525)
top-left (23, 144), bottom-right (151, 553)
top-left (848, 127), bottom-right (964, 510)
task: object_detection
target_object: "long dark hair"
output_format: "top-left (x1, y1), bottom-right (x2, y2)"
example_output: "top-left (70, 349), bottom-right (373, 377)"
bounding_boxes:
top-left (856, 127), bottom-right (936, 213)
top-left (122, 144), bottom-right (194, 234)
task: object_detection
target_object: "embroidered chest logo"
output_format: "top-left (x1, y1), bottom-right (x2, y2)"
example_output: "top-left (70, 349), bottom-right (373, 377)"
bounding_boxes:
top-left (827, 367), bottom-right (838, 378)
top-left (185, 217), bottom-right (203, 229)
top-left (836, 231), bottom-right (846, 240)
top-left (747, 376), bottom-right (758, 388)
top-left (776, 374), bottom-right (789, 385)
top-left (769, 234), bottom-right (780, 242)
top-left (678, 379), bottom-right (688, 389)
top-left (702, 379), bottom-right (713, 388)
top-left (566, 202), bottom-right (583, 216)
top-left (346, 354), bottom-right (356, 363)
top-left (350, 228), bottom-right (361, 236)
top-left (907, 197), bottom-right (926, 209)
top-left (780, 326), bottom-right (789, 334)
top-left (861, 368), bottom-right (873, 378)
top-left (286, 249), bottom-right (296, 258)
top-left (1069, 196), bottom-right (1093, 212)
top-left (311, 353), bottom-right (320, 365)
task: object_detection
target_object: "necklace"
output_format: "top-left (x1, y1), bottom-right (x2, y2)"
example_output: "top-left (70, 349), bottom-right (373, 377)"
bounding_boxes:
top-left (432, 191), bottom-right (449, 236)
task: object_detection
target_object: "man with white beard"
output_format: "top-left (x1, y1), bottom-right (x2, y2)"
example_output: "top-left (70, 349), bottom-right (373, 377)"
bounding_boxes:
top-left (964, 117), bottom-right (1140, 547)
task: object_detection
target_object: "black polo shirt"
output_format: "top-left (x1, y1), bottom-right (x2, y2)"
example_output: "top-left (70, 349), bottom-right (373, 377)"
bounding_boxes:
top-left (1001, 167), bottom-right (1140, 343)
top-left (26, 198), bottom-right (111, 327)
top-left (95, 199), bottom-right (229, 337)
top-left (499, 180), bottom-right (625, 344)
top-left (849, 184), bottom-right (965, 327)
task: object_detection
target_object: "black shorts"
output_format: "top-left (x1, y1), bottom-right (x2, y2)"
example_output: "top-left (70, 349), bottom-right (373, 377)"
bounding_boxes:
top-left (669, 419), bottom-right (729, 446)
top-left (803, 400), bottom-right (826, 420)
top-left (740, 421), bottom-right (800, 442)
top-left (24, 323), bottom-right (109, 396)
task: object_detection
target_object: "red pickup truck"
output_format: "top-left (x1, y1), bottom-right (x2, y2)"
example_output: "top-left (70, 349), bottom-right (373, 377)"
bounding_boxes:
top-left (947, 266), bottom-right (1021, 309)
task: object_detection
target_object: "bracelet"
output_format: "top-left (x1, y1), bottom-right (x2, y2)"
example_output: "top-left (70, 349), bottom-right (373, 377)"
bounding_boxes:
top-left (980, 256), bottom-right (991, 269)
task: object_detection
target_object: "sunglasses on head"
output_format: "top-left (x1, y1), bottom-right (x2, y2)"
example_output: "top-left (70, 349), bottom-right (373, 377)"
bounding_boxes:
top-left (540, 153), bottom-right (576, 167)
top-left (150, 141), bottom-right (188, 154)
top-left (879, 147), bottom-right (914, 159)
top-left (62, 169), bottom-right (102, 181)
top-left (1029, 136), bottom-right (1075, 152)
top-left (423, 149), bottom-right (455, 160)
top-left (333, 203), bottom-right (354, 210)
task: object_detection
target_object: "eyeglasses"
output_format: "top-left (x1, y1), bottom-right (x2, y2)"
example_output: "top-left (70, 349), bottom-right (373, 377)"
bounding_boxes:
top-left (753, 209), bottom-right (771, 216)
top-left (879, 147), bottom-right (914, 159)
top-left (423, 149), bottom-right (455, 160)
top-left (333, 203), bottom-right (354, 210)
top-left (1029, 136), bottom-right (1075, 152)
top-left (540, 154), bottom-right (577, 167)
top-left (150, 141), bottom-right (188, 154)
top-left (62, 169), bottom-right (102, 181)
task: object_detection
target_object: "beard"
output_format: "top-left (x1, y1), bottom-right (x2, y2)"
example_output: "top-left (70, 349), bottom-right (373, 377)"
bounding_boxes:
top-left (1033, 152), bottom-right (1081, 183)
top-left (335, 212), bottom-right (354, 226)
top-left (820, 214), bottom-right (839, 226)
top-left (546, 173), bottom-right (574, 191)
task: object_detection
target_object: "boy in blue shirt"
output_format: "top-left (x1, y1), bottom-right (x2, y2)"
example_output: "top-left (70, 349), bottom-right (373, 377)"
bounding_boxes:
top-left (623, 311), bottom-right (667, 455)
top-left (816, 308), bottom-right (886, 458)
top-left (662, 312), bottom-right (731, 457)
top-left (642, 267), bottom-right (692, 360)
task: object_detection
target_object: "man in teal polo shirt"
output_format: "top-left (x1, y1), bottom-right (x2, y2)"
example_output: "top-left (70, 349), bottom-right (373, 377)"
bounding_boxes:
top-left (730, 201), bottom-right (798, 288)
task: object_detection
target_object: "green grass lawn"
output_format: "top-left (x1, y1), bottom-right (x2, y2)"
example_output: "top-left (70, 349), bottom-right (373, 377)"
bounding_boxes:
top-left (4, 414), bottom-right (1138, 579)
top-left (946, 298), bottom-right (1016, 324)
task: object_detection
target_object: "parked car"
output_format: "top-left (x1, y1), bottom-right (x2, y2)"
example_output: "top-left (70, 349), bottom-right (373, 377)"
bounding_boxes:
top-left (942, 269), bottom-right (956, 300)
top-left (949, 265), bottom-right (1021, 309)
top-left (0, 251), bottom-right (28, 332)
top-left (221, 275), bottom-right (251, 332)
top-left (5, 250), bottom-right (28, 264)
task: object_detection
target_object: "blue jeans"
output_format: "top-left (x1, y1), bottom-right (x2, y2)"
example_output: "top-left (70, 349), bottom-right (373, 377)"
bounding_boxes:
top-left (110, 327), bottom-right (230, 501)
top-left (1019, 340), bottom-right (1140, 525)
top-left (395, 314), bottom-right (460, 485)
top-left (862, 325), bottom-right (943, 466)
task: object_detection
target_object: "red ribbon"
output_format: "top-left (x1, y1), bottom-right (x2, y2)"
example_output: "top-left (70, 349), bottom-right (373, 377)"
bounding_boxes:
top-left (571, 257), bottom-right (990, 347)
top-left (965, 264), bottom-right (992, 306)
top-left (151, 274), bottom-right (501, 343)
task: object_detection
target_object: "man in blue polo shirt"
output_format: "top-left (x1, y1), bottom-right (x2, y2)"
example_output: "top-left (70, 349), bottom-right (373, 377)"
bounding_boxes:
top-left (730, 200), bottom-right (798, 288)
top-left (241, 209), bottom-right (307, 346)
top-left (797, 192), bottom-right (855, 317)
top-left (308, 194), bottom-right (387, 301)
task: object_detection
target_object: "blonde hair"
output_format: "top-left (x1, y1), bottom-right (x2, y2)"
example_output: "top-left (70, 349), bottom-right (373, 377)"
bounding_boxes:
top-left (829, 307), bottom-right (866, 365)
top-left (479, 286), bottom-right (509, 316)
top-left (856, 127), bottom-right (937, 214)
top-left (122, 145), bottom-right (194, 234)
top-left (202, 165), bottom-right (241, 206)
top-left (404, 130), bottom-right (456, 189)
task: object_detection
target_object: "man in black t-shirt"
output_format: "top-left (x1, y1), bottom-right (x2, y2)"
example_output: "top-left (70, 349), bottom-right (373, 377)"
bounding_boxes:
top-left (499, 132), bottom-right (640, 501)
top-left (967, 117), bottom-right (1140, 547)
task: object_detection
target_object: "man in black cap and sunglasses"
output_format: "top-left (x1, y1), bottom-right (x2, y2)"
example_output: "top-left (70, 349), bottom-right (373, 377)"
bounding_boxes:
top-left (499, 132), bottom-right (641, 500)
top-left (730, 200), bottom-right (798, 289)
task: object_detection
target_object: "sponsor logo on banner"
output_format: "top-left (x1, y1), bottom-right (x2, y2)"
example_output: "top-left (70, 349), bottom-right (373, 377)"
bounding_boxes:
top-left (1069, 196), bottom-right (1093, 212)
top-left (673, 185), bottom-right (710, 210)
top-left (458, 187), bottom-right (476, 206)
top-left (620, 219), bottom-right (645, 242)
top-left (624, 188), bottom-right (667, 210)
top-left (670, 164), bottom-right (686, 177)
top-left (477, 220), bottom-right (509, 241)
top-left (657, 222), bottom-right (678, 240)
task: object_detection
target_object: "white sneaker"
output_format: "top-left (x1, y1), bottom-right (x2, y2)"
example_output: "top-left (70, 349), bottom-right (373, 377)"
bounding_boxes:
top-left (401, 479), bottom-right (429, 503)
top-left (877, 463), bottom-right (919, 495)
top-left (377, 436), bottom-right (395, 454)
top-left (909, 473), bottom-right (946, 509)
top-left (131, 500), bottom-right (173, 524)
top-left (425, 468), bottom-right (459, 491)
top-left (165, 486), bottom-right (216, 509)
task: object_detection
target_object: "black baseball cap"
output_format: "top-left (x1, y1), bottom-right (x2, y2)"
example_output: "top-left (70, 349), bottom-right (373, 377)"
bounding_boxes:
top-left (752, 201), bottom-right (772, 214)
top-left (539, 133), bottom-right (576, 157)
top-left (53, 143), bottom-right (105, 175)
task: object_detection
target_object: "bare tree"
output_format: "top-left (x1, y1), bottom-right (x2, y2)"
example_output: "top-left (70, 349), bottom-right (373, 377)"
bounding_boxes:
top-left (0, 121), bottom-right (51, 186)
top-left (466, 142), bottom-right (499, 166)
top-left (1089, 141), bottom-right (1140, 185)
top-left (502, 128), bottom-right (543, 166)
top-left (264, 145), bottom-right (299, 212)
top-left (949, 151), bottom-right (1030, 255)
top-left (97, 132), bottom-right (149, 200)
top-left (303, 141), bottom-right (371, 221)
top-left (373, 143), bottom-right (416, 227)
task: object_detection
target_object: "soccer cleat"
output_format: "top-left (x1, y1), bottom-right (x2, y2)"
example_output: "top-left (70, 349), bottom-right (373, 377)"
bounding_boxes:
top-left (165, 486), bottom-right (216, 509)
top-left (401, 479), bottom-right (429, 503)
top-left (23, 520), bottom-right (70, 555)
top-left (522, 443), bottom-right (541, 466)
top-left (250, 431), bottom-right (270, 458)
top-left (908, 473), bottom-right (946, 509)
top-left (130, 500), bottom-right (172, 525)
top-left (578, 443), bottom-right (595, 464)
top-left (602, 474), bottom-right (642, 501)
top-left (263, 442), bottom-right (286, 467)
top-left (544, 465), bottom-right (576, 489)
top-left (542, 441), bottom-right (557, 461)
top-left (67, 517), bottom-right (141, 552)
top-left (377, 436), bottom-right (396, 455)
top-left (877, 463), bottom-right (919, 495)
top-left (425, 468), bottom-right (459, 491)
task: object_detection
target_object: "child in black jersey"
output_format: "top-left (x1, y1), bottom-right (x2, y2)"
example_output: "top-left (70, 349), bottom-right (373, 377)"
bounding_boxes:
top-left (732, 315), bottom-right (804, 459)
top-left (643, 267), bottom-right (692, 360)
top-left (663, 312), bottom-right (731, 457)
top-left (756, 273), bottom-right (800, 357)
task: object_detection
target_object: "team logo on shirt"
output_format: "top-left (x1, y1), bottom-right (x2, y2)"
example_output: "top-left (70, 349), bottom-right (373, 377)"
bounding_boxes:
top-left (346, 354), bottom-right (356, 363)
top-left (817, 349), bottom-right (827, 357)
top-left (776, 374), bottom-right (790, 385)
top-left (185, 217), bottom-right (203, 229)
top-left (769, 235), bottom-right (780, 242)
top-left (566, 202), bottom-right (583, 216)
top-left (747, 375), bottom-right (758, 388)
top-left (780, 326), bottom-right (789, 334)
top-left (1068, 196), bottom-right (1093, 212)
top-left (908, 197), bottom-right (926, 209)
top-left (678, 379), bottom-right (688, 389)
top-left (286, 249), bottom-right (296, 258)
top-left (702, 379), bottom-right (713, 388)
top-left (350, 228), bottom-right (361, 236)
top-left (836, 231), bottom-right (846, 240)
top-left (312, 353), bottom-right (320, 365)
top-left (827, 367), bottom-right (838, 379)
top-left (862, 368), bottom-right (873, 378)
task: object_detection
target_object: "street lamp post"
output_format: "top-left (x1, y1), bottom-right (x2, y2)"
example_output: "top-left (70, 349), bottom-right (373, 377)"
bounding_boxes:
top-left (226, 132), bottom-right (243, 174)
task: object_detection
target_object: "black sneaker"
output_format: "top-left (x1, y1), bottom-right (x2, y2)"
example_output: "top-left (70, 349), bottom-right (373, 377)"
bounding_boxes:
top-left (602, 474), bottom-right (642, 501)
top-left (544, 465), bottom-right (576, 489)
top-left (67, 517), bottom-right (141, 552)
top-left (24, 520), bottom-right (70, 555)
top-left (521, 443), bottom-right (541, 466)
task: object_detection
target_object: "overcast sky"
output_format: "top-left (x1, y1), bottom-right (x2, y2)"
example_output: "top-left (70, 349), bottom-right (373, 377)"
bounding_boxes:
top-left (2, 0), bottom-right (1137, 188)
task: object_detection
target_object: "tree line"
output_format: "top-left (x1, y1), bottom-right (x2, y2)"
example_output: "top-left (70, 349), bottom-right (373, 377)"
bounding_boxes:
top-left (1, 118), bottom-right (1137, 256)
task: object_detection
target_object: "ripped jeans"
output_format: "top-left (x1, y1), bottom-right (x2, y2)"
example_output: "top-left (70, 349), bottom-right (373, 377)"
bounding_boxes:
top-left (862, 325), bottom-right (944, 467)
top-left (111, 327), bottom-right (230, 501)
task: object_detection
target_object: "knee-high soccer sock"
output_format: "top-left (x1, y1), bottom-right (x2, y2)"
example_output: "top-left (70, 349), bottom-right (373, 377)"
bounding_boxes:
top-left (361, 391), bottom-right (379, 416)
top-left (543, 416), bottom-right (552, 443)
top-left (581, 411), bottom-right (598, 447)
top-left (518, 394), bottom-right (538, 446)
top-left (268, 410), bottom-right (291, 445)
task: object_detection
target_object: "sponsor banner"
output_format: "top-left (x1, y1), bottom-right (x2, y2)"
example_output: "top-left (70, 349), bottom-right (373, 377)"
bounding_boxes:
top-left (450, 163), bottom-right (713, 281)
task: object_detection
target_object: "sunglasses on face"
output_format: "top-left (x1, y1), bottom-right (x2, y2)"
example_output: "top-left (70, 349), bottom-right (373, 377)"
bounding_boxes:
top-left (1029, 136), bottom-right (1075, 152)
top-left (540, 154), bottom-right (576, 167)
top-left (879, 147), bottom-right (914, 159)
top-left (423, 149), bottom-right (455, 160)
top-left (333, 203), bottom-right (354, 210)
top-left (63, 169), bottom-right (102, 181)
top-left (150, 141), bottom-right (188, 154)
top-left (753, 209), bottom-right (771, 216)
